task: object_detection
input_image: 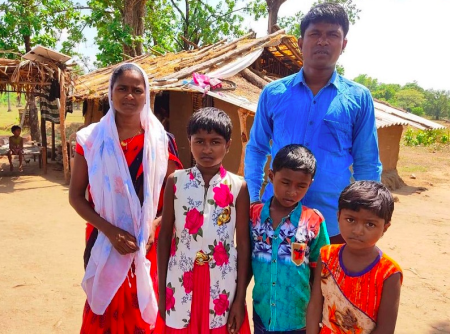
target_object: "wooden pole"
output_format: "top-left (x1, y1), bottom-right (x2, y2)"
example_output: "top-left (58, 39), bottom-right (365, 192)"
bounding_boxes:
top-left (237, 108), bottom-right (250, 176)
top-left (150, 91), bottom-right (157, 112)
top-left (240, 68), bottom-right (269, 89)
top-left (51, 122), bottom-right (56, 161)
top-left (58, 71), bottom-right (70, 184)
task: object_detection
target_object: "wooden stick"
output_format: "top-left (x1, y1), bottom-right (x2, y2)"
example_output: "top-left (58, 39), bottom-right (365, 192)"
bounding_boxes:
top-left (193, 38), bottom-right (228, 55)
top-left (177, 43), bottom-right (237, 70)
top-left (58, 71), bottom-right (70, 184)
top-left (160, 30), bottom-right (285, 81)
top-left (249, 67), bottom-right (274, 82)
top-left (240, 68), bottom-right (269, 89)
top-left (180, 35), bottom-right (199, 49)
top-left (237, 108), bottom-right (250, 176)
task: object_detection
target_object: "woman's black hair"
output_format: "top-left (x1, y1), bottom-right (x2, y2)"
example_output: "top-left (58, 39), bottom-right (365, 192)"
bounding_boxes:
top-left (300, 3), bottom-right (349, 37)
top-left (110, 63), bottom-right (145, 89)
top-left (338, 181), bottom-right (394, 224)
top-left (11, 125), bottom-right (21, 133)
top-left (187, 107), bottom-right (232, 142)
top-left (272, 144), bottom-right (317, 178)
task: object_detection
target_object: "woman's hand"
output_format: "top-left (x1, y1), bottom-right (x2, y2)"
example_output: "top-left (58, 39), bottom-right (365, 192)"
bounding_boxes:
top-left (227, 299), bottom-right (245, 334)
top-left (146, 216), bottom-right (162, 254)
top-left (105, 225), bottom-right (139, 255)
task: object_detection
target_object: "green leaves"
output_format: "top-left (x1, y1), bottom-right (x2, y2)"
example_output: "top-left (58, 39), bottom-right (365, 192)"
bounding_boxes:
top-left (0, 0), bottom-right (88, 57)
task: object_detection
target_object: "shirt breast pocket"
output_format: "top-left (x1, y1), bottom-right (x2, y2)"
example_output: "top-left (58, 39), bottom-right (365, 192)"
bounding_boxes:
top-left (318, 119), bottom-right (352, 155)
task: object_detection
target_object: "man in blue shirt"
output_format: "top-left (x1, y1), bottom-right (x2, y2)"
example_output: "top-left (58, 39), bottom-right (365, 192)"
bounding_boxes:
top-left (245, 3), bottom-right (382, 244)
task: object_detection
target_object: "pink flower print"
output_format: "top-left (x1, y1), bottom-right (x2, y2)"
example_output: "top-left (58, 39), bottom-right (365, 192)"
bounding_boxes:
top-left (189, 170), bottom-right (195, 180)
top-left (213, 294), bottom-right (229, 316)
top-left (185, 208), bottom-right (204, 235)
top-left (213, 241), bottom-right (229, 266)
top-left (219, 165), bottom-right (227, 178)
top-left (114, 176), bottom-right (125, 195)
top-left (166, 286), bottom-right (175, 311)
top-left (182, 271), bottom-right (194, 294)
top-left (173, 183), bottom-right (177, 194)
top-left (213, 183), bottom-right (233, 208)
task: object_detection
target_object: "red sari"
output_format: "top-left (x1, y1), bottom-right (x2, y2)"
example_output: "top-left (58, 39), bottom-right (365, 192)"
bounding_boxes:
top-left (77, 133), bottom-right (182, 334)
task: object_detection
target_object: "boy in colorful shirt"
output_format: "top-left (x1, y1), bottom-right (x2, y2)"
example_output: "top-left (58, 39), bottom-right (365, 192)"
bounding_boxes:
top-left (250, 144), bottom-right (330, 333)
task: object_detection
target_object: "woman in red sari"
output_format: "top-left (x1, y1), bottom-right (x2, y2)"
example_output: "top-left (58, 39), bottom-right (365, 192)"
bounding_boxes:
top-left (70, 63), bottom-right (181, 334)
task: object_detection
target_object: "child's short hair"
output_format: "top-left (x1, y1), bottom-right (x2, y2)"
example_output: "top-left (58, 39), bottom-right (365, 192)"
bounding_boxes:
top-left (272, 144), bottom-right (316, 177)
top-left (187, 107), bottom-right (232, 142)
top-left (11, 125), bottom-right (21, 133)
top-left (338, 181), bottom-right (394, 224)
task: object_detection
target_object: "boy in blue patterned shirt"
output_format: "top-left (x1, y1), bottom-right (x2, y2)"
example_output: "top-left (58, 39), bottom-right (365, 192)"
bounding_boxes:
top-left (250, 144), bottom-right (330, 333)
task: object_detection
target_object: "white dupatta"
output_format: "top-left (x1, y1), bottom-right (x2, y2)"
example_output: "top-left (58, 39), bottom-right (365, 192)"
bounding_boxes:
top-left (76, 63), bottom-right (168, 325)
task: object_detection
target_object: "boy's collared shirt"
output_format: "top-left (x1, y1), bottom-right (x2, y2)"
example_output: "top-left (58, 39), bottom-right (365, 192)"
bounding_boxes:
top-left (250, 198), bottom-right (330, 331)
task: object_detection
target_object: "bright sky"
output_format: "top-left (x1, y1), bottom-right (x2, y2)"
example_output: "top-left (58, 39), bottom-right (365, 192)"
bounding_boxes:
top-left (75, 0), bottom-right (449, 91)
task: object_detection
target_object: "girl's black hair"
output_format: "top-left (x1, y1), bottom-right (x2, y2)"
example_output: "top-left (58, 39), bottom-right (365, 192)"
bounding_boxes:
top-left (11, 125), bottom-right (21, 133)
top-left (187, 107), bottom-right (232, 142)
top-left (300, 3), bottom-right (349, 37)
top-left (272, 144), bottom-right (316, 178)
top-left (110, 63), bottom-right (145, 89)
top-left (338, 181), bottom-right (394, 224)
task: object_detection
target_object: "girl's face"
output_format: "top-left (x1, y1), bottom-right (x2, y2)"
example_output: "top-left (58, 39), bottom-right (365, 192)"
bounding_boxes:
top-left (338, 208), bottom-right (390, 251)
top-left (189, 129), bottom-right (230, 170)
top-left (13, 129), bottom-right (21, 137)
top-left (111, 70), bottom-right (146, 116)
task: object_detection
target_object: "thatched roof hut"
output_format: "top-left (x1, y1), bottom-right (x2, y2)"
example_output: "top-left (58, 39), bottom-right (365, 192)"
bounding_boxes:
top-left (0, 47), bottom-right (73, 181)
top-left (72, 31), bottom-right (444, 190)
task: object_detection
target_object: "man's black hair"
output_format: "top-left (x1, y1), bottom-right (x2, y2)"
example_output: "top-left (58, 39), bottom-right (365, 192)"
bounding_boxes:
top-left (11, 125), bottom-right (21, 133)
top-left (187, 107), bottom-right (232, 142)
top-left (338, 181), bottom-right (394, 224)
top-left (110, 63), bottom-right (145, 89)
top-left (300, 3), bottom-right (350, 37)
top-left (272, 144), bottom-right (316, 178)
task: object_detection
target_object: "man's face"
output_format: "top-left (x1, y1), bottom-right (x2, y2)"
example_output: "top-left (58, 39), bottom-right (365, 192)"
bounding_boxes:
top-left (298, 21), bottom-right (347, 71)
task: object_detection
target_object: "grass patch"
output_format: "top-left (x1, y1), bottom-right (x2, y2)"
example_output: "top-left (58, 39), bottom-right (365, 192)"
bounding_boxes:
top-left (398, 165), bottom-right (428, 173)
top-left (0, 104), bottom-right (84, 144)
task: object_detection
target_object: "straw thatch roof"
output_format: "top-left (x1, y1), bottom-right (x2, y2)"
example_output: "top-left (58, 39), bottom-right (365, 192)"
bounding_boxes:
top-left (72, 30), bottom-right (302, 101)
top-left (0, 57), bottom-right (72, 94)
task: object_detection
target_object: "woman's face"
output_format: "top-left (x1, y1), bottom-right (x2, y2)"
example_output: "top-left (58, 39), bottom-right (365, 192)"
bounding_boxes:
top-left (111, 69), bottom-right (146, 116)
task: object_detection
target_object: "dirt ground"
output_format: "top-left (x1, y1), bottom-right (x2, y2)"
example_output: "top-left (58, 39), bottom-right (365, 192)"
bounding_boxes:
top-left (0, 144), bottom-right (449, 334)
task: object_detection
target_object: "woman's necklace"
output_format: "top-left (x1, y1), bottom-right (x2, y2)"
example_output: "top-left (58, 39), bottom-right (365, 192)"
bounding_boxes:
top-left (120, 128), bottom-right (143, 151)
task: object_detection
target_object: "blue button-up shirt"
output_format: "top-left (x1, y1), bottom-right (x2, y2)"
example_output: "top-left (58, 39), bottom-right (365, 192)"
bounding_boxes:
top-left (244, 69), bottom-right (382, 236)
top-left (250, 200), bottom-right (329, 331)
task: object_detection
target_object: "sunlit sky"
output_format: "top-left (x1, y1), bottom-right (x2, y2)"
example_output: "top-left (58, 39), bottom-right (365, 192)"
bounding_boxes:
top-left (73, 0), bottom-right (449, 91)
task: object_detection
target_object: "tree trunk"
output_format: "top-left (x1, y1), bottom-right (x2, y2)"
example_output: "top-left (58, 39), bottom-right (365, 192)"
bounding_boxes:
top-left (24, 35), bottom-right (31, 53)
top-left (23, 34), bottom-right (40, 141)
top-left (266, 0), bottom-right (287, 33)
top-left (123, 0), bottom-right (147, 57)
top-left (28, 94), bottom-right (40, 142)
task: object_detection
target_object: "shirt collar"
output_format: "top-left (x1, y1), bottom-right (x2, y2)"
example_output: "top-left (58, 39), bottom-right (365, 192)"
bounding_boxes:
top-left (260, 197), bottom-right (303, 228)
top-left (293, 68), bottom-right (343, 92)
top-left (190, 165), bottom-right (227, 187)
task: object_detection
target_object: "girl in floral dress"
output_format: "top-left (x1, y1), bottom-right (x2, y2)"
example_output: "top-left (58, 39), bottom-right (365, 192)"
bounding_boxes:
top-left (158, 107), bottom-right (252, 334)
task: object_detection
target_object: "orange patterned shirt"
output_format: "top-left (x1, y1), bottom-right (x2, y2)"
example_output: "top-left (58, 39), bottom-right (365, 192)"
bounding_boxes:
top-left (319, 244), bottom-right (402, 334)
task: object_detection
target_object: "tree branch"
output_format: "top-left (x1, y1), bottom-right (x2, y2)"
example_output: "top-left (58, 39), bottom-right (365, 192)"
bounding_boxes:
top-left (170, 0), bottom-right (188, 25)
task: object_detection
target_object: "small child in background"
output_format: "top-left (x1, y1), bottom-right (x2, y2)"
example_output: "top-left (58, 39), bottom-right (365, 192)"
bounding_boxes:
top-left (306, 180), bottom-right (402, 334)
top-left (250, 144), bottom-right (330, 333)
top-left (7, 125), bottom-right (24, 172)
top-left (158, 107), bottom-right (251, 334)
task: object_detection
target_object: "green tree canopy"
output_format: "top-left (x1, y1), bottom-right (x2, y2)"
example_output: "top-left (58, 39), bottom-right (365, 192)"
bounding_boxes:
top-left (0, 0), bottom-right (87, 56)
top-left (395, 89), bottom-right (425, 113)
top-left (424, 90), bottom-right (450, 120)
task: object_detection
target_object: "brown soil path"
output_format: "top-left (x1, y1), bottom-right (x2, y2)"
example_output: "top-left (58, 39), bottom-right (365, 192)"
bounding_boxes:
top-left (0, 145), bottom-right (449, 333)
